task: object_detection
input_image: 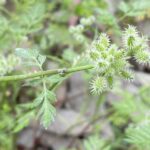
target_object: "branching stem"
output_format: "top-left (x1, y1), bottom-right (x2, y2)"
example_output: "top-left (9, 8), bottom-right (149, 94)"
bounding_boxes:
top-left (0, 65), bottom-right (93, 82)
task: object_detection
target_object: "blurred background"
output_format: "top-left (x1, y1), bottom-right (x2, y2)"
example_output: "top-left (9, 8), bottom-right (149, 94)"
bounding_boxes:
top-left (0, 0), bottom-right (150, 150)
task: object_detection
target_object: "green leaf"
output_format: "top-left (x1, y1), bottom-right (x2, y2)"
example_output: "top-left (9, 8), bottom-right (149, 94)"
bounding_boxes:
top-left (45, 89), bottom-right (56, 102)
top-left (15, 48), bottom-right (38, 59)
top-left (15, 48), bottom-right (32, 59)
top-left (126, 122), bottom-right (150, 149)
top-left (47, 74), bottom-right (66, 84)
top-left (37, 54), bottom-right (46, 66)
top-left (13, 111), bottom-right (34, 132)
top-left (84, 135), bottom-right (110, 150)
top-left (119, 2), bottom-right (130, 13)
top-left (38, 99), bottom-right (56, 128)
top-left (15, 48), bottom-right (46, 68)
top-left (62, 48), bottom-right (78, 63)
top-left (20, 95), bottom-right (43, 109)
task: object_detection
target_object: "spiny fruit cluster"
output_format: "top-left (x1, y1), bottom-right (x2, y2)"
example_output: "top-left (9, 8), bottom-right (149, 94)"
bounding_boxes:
top-left (89, 25), bottom-right (150, 94)
top-left (123, 25), bottom-right (150, 63)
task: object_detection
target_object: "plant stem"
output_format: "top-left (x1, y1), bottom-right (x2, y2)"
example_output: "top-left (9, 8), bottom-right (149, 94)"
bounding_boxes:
top-left (46, 55), bottom-right (69, 66)
top-left (0, 65), bottom-right (94, 82)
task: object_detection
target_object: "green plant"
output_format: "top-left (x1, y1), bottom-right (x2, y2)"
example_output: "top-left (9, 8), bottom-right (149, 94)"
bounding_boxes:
top-left (126, 121), bottom-right (150, 150)
top-left (0, 1), bottom-right (150, 149)
top-left (0, 24), bottom-right (149, 130)
top-left (107, 86), bottom-right (150, 149)
top-left (84, 135), bottom-right (110, 150)
top-left (119, 0), bottom-right (150, 20)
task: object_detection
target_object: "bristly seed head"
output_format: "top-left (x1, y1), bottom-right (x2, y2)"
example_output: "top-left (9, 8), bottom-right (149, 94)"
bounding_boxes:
top-left (90, 76), bottom-right (108, 94)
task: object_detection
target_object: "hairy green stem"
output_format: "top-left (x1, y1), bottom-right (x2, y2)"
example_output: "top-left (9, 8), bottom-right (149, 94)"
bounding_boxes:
top-left (0, 65), bottom-right (93, 82)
